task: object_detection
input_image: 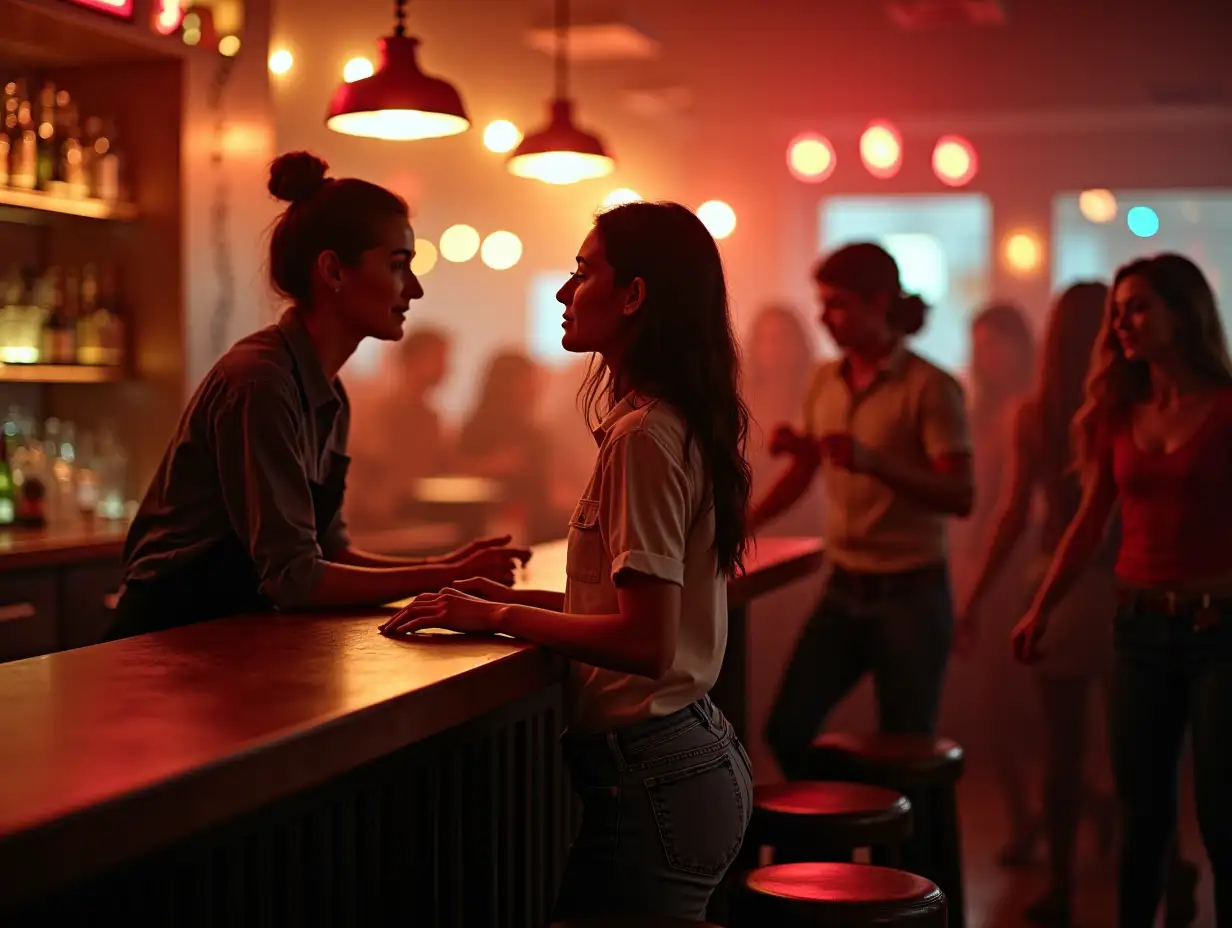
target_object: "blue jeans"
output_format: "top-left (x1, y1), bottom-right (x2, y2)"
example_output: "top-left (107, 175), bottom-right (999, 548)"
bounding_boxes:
top-left (552, 695), bottom-right (754, 921)
top-left (1111, 604), bottom-right (1232, 927)
top-left (766, 565), bottom-right (954, 780)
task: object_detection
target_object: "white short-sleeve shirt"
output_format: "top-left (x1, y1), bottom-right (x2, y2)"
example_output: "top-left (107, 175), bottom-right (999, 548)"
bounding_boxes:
top-left (563, 393), bottom-right (726, 731)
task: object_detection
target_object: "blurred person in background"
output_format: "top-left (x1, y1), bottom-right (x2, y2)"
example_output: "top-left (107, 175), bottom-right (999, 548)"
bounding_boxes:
top-left (345, 327), bottom-right (451, 531)
top-left (952, 300), bottom-right (1043, 867)
top-left (962, 283), bottom-right (1117, 925)
top-left (1014, 255), bottom-right (1230, 928)
top-left (382, 201), bottom-right (755, 920)
top-left (456, 350), bottom-right (560, 543)
top-left (752, 243), bottom-right (974, 778)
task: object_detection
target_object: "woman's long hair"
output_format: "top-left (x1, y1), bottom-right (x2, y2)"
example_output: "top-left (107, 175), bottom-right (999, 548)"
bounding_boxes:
top-left (1033, 282), bottom-right (1107, 491)
top-left (581, 201), bottom-right (752, 576)
top-left (1075, 253), bottom-right (1232, 481)
top-left (969, 300), bottom-right (1035, 430)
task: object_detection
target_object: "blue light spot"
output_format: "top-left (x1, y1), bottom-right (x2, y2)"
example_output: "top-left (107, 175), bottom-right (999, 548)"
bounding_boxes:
top-left (1127, 206), bottom-right (1160, 238)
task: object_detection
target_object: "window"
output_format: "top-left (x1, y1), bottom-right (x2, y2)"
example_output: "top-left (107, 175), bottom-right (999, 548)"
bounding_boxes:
top-left (527, 270), bottom-right (573, 366)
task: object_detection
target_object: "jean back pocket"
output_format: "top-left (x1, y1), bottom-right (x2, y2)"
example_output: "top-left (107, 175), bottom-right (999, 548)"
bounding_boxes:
top-left (644, 748), bottom-right (749, 877)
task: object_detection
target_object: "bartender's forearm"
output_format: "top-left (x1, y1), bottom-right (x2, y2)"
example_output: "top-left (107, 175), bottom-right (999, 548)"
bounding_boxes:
top-left (331, 546), bottom-right (434, 568)
top-left (303, 561), bottom-right (457, 609)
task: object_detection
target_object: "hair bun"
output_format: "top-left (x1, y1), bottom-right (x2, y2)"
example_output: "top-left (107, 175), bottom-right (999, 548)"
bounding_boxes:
top-left (890, 292), bottom-right (929, 336)
top-left (268, 151), bottom-right (330, 204)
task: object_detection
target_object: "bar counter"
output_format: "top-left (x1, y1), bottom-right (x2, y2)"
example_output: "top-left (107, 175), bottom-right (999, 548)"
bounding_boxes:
top-left (0, 536), bottom-right (823, 925)
top-left (0, 519), bottom-right (128, 570)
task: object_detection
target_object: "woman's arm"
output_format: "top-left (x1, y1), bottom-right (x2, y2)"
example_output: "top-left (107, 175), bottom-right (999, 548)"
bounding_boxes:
top-left (1024, 449), bottom-right (1119, 620)
top-left (749, 429), bottom-right (821, 531)
top-left (964, 403), bottom-right (1039, 614)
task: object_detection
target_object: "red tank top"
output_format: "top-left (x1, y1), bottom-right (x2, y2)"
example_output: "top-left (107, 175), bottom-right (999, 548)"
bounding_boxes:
top-left (1113, 389), bottom-right (1232, 585)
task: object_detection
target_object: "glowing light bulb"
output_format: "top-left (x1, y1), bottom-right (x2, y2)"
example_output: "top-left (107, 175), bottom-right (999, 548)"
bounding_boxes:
top-left (480, 231), bottom-right (523, 271)
top-left (931, 135), bottom-right (977, 187)
top-left (507, 151), bottom-right (613, 185)
top-left (602, 188), bottom-right (642, 208)
top-left (411, 240), bottom-right (438, 276)
top-left (483, 120), bottom-right (522, 154)
top-left (439, 224), bottom-right (480, 263)
top-left (860, 121), bottom-right (903, 179)
top-left (343, 57), bottom-right (374, 83)
top-left (269, 49), bottom-right (293, 75)
top-left (697, 200), bottom-right (737, 240)
top-left (1078, 189), bottom-right (1117, 224)
top-left (787, 134), bottom-right (836, 183)
top-left (1004, 231), bottom-right (1042, 274)
top-left (1127, 205), bottom-right (1160, 238)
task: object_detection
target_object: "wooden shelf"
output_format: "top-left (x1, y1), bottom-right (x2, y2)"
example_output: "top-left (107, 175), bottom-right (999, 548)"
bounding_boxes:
top-left (0, 187), bottom-right (138, 222)
top-left (0, 364), bottom-right (124, 384)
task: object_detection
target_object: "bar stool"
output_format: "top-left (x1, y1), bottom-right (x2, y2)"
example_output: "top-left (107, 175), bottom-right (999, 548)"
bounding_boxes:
top-left (807, 733), bottom-right (965, 928)
top-left (733, 862), bottom-right (946, 926)
top-left (745, 781), bottom-right (913, 866)
top-left (549, 918), bottom-right (721, 927)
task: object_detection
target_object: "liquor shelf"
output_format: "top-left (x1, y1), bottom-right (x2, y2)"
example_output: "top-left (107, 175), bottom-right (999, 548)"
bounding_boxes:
top-left (0, 363), bottom-right (123, 383)
top-left (0, 186), bottom-right (138, 223)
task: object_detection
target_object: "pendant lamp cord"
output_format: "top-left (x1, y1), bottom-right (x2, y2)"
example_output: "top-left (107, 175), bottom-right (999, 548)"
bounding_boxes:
top-left (393, 0), bottom-right (407, 37)
top-left (554, 0), bottom-right (569, 100)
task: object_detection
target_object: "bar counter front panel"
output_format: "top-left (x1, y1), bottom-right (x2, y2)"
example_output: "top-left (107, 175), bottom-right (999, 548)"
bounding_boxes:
top-left (0, 537), bottom-right (824, 926)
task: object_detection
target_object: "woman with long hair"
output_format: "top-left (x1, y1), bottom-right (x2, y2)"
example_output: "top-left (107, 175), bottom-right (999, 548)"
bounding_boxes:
top-left (1013, 255), bottom-right (1232, 926)
top-left (953, 299), bottom-right (1042, 869)
top-left (381, 201), bottom-right (755, 920)
top-left (108, 152), bottom-right (528, 639)
top-left (962, 283), bottom-right (1117, 924)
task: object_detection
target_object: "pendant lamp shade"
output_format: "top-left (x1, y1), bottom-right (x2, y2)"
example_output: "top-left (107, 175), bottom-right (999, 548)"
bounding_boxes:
top-left (326, 3), bottom-right (469, 141)
top-left (507, 99), bottom-right (614, 184)
top-left (506, 0), bottom-right (614, 184)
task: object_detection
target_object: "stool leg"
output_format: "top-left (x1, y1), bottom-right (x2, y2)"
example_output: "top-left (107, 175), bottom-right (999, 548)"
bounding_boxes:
top-left (936, 785), bottom-right (966, 928)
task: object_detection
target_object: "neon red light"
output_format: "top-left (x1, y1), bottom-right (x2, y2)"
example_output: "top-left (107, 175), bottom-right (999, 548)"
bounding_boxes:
top-left (61, 0), bottom-right (135, 19)
top-left (153, 0), bottom-right (185, 34)
top-left (860, 121), bottom-right (903, 180)
top-left (932, 135), bottom-right (978, 187)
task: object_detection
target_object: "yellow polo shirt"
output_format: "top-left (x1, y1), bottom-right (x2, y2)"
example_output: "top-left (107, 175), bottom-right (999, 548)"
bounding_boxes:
top-left (804, 347), bottom-right (971, 573)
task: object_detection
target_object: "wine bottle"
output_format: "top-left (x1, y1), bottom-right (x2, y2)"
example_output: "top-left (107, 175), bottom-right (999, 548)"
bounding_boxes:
top-left (10, 81), bottom-right (37, 190)
top-left (34, 82), bottom-right (57, 192)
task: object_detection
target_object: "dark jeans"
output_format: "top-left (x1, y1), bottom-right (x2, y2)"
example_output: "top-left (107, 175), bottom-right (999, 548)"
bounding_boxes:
top-left (1111, 604), bottom-right (1232, 927)
top-left (553, 695), bottom-right (754, 922)
top-left (766, 566), bottom-right (954, 780)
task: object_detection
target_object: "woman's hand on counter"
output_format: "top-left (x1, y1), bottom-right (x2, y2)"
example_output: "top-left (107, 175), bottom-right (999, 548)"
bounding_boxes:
top-left (380, 588), bottom-right (502, 636)
top-left (445, 541), bottom-right (533, 587)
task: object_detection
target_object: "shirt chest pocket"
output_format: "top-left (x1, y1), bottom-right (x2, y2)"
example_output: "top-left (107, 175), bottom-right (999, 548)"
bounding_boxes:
top-left (566, 498), bottom-right (604, 584)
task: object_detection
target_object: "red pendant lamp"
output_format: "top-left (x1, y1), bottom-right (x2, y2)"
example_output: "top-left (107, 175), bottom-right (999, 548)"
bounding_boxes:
top-left (326, 0), bottom-right (470, 141)
top-left (507, 0), bottom-right (614, 184)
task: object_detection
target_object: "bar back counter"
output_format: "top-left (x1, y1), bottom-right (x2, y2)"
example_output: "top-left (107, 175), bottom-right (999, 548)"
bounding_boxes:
top-left (0, 537), bottom-right (823, 927)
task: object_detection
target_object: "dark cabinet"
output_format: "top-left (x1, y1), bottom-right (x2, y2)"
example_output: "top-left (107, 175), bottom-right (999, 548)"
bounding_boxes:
top-left (0, 571), bottom-right (59, 663)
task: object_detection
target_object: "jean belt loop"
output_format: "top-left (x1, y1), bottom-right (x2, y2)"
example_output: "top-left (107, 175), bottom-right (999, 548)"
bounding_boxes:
top-left (605, 729), bottom-right (627, 770)
top-left (692, 697), bottom-right (714, 732)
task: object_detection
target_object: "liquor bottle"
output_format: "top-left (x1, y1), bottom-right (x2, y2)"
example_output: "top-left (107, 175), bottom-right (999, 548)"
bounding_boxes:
top-left (0, 427), bottom-right (14, 527)
top-left (10, 81), bottom-right (37, 190)
top-left (0, 80), bottom-right (16, 188)
top-left (76, 264), bottom-right (100, 364)
top-left (93, 119), bottom-right (122, 203)
top-left (60, 269), bottom-right (79, 364)
top-left (34, 82), bottom-right (57, 192)
top-left (39, 267), bottom-right (66, 364)
top-left (58, 100), bottom-right (86, 198)
top-left (97, 265), bottom-right (124, 366)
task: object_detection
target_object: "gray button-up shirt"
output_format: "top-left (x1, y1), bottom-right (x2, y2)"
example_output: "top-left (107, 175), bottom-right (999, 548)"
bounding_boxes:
top-left (123, 311), bottom-right (351, 608)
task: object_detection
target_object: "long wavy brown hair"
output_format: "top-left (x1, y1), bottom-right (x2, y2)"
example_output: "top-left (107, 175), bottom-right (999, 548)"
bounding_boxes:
top-left (1074, 253), bottom-right (1232, 482)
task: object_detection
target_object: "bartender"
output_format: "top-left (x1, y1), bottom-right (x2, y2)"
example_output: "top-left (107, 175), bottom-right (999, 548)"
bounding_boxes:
top-left (108, 152), bottom-right (529, 640)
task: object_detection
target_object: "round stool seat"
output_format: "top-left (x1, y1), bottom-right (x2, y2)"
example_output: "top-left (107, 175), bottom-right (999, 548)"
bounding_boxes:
top-left (740, 862), bottom-right (946, 926)
top-left (549, 919), bottom-right (720, 927)
top-left (810, 733), bottom-right (964, 787)
top-left (752, 781), bottom-right (912, 852)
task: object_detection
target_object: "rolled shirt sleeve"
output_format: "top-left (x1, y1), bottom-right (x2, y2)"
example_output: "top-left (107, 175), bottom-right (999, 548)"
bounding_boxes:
top-left (918, 371), bottom-right (973, 459)
top-left (597, 429), bottom-right (692, 586)
top-left (211, 377), bottom-right (326, 609)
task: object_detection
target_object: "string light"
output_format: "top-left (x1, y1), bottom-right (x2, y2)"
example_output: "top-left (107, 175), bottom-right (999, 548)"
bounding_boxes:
top-left (269, 49), bottom-right (293, 75)
top-left (787, 134), bottom-right (836, 183)
top-left (860, 121), bottom-right (903, 179)
top-left (697, 200), bottom-right (736, 240)
top-left (343, 57), bottom-right (375, 83)
top-left (1078, 189), bottom-right (1117, 223)
top-left (1003, 231), bottom-right (1042, 275)
top-left (218, 35), bottom-right (241, 57)
top-left (483, 120), bottom-right (522, 153)
top-left (411, 239), bottom-right (438, 276)
top-left (481, 231), bottom-right (523, 270)
top-left (439, 224), bottom-right (480, 263)
top-left (602, 188), bottom-right (641, 208)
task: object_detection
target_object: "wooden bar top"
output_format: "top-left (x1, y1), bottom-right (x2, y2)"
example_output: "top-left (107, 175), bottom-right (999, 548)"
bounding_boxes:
top-left (0, 535), bottom-right (822, 901)
top-left (0, 519), bottom-right (128, 571)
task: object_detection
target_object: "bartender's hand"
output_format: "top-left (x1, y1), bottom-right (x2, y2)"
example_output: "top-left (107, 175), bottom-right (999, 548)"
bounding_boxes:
top-left (436, 535), bottom-right (522, 565)
top-left (454, 543), bottom-right (533, 586)
top-left (380, 588), bottom-right (499, 636)
top-left (817, 432), bottom-right (875, 473)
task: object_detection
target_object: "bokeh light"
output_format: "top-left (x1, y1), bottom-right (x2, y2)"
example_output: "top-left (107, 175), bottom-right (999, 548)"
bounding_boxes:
top-left (483, 120), bottom-right (523, 154)
top-left (343, 57), bottom-right (374, 83)
top-left (268, 49), bottom-right (293, 75)
top-left (602, 188), bottom-right (642, 208)
top-left (481, 231), bottom-right (524, 271)
top-left (1078, 189), bottom-right (1118, 224)
top-left (411, 239), bottom-right (438, 276)
top-left (1127, 205), bottom-right (1160, 238)
top-left (439, 224), bottom-right (480, 263)
top-left (860, 121), bottom-right (902, 179)
top-left (697, 200), bottom-right (737, 240)
top-left (218, 35), bottom-right (241, 57)
top-left (787, 134), bottom-right (836, 183)
top-left (931, 135), bottom-right (977, 187)
top-left (1004, 231), bottom-right (1042, 274)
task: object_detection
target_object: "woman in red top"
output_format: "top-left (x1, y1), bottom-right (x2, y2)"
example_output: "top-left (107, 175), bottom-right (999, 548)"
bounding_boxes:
top-left (1014, 254), bottom-right (1232, 926)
